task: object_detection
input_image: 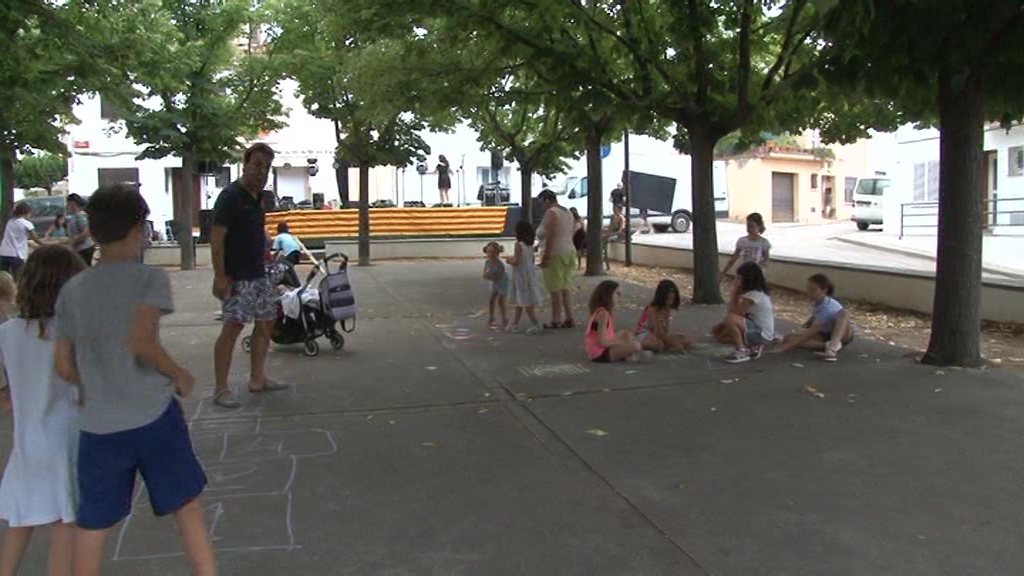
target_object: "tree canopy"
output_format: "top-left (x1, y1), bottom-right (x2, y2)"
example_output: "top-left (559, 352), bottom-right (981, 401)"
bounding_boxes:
top-left (343, 0), bottom-right (857, 299)
top-left (14, 152), bottom-right (67, 192)
top-left (820, 0), bottom-right (1024, 366)
top-left (0, 0), bottom-right (126, 222)
top-left (101, 0), bottom-right (283, 268)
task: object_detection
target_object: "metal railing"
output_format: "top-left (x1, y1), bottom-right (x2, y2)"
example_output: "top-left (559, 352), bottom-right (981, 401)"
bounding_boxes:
top-left (899, 196), bottom-right (1024, 238)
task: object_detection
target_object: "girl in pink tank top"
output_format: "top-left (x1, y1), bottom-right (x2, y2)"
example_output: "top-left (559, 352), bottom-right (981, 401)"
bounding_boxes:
top-left (636, 280), bottom-right (695, 353)
top-left (585, 280), bottom-right (643, 362)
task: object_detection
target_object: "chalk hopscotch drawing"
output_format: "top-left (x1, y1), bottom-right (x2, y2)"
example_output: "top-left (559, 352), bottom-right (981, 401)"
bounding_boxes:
top-left (111, 421), bottom-right (337, 562)
top-left (518, 363), bottom-right (590, 378)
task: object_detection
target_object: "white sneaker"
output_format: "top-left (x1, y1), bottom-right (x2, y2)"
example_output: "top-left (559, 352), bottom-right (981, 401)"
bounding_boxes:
top-left (525, 325), bottom-right (542, 335)
top-left (725, 349), bottom-right (751, 364)
top-left (815, 342), bottom-right (842, 362)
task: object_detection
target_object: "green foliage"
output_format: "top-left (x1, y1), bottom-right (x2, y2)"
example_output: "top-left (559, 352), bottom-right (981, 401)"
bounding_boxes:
top-left (0, 0), bottom-right (116, 156)
top-left (14, 152), bottom-right (67, 190)
top-left (106, 0), bottom-right (284, 163)
top-left (819, 0), bottom-right (1024, 127)
top-left (270, 0), bottom-right (432, 169)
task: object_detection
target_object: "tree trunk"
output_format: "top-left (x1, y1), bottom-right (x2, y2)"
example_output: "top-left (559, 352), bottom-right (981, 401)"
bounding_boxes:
top-left (922, 67), bottom-right (986, 367)
top-left (520, 164), bottom-right (533, 224)
top-left (689, 126), bottom-right (723, 304)
top-left (358, 164), bottom-right (371, 266)
top-left (178, 149), bottom-right (197, 271)
top-left (0, 149), bottom-right (14, 237)
top-left (335, 158), bottom-right (350, 208)
top-left (584, 127), bottom-right (604, 276)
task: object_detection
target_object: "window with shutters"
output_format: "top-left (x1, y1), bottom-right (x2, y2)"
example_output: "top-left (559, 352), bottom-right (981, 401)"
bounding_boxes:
top-left (97, 168), bottom-right (140, 188)
top-left (476, 167), bottom-right (510, 186)
top-left (912, 161), bottom-right (940, 202)
top-left (844, 177), bottom-right (857, 204)
top-left (99, 96), bottom-right (121, 121)
top-left (1009, 146), bottom-right (1023, 177)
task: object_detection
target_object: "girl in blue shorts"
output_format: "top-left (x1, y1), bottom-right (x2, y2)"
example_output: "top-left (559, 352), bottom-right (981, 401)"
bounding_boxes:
top-left (777, 273), bottom-right (857, 361)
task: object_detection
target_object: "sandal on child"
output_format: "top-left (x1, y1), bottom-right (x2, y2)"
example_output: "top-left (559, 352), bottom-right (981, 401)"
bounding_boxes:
top-left (213, 389), bottom-right (241, 409)
top-left (561, 318), bottom-right (576, 329)
top-left (542, 322), bottom-right (561, 330)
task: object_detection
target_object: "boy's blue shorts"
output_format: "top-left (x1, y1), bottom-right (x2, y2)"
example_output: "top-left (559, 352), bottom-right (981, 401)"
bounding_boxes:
top-left (77, 400), bottom-right (207, 530)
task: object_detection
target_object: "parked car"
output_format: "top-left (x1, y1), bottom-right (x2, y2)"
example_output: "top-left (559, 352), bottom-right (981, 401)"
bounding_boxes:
top-left (21, 195), bottom-right (88, 234)
top-left (851, 177), bottom-right (889, 231)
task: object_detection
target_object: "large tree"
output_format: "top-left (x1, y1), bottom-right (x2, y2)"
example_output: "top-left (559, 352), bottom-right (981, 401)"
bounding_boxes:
top-left (345, 0), bottom-right (838, 302)
top-left (272, 1), bottom-right (432, 265)
top-left (106, 0), bottom-right (283, 270)
top-left (467, 84), bottom-right (580, 224)
top-left (821, 0), bottom-right (1024, 366)
top-left (0, 1), bottom-right (118, 226)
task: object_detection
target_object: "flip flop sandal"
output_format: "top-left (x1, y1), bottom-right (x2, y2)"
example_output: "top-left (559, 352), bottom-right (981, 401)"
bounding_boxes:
top-left (213, 389), bottom-right (241, 409)
top-left (249, 380), bottom-right (291, 394)
top-left (561, 319), bottom-right (576, 329)
top-left (542, 323), bottom-right (562, 330)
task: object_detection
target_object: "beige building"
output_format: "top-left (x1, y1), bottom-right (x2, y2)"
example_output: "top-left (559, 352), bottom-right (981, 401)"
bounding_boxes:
top-left (722, 133), bottom-right (871, 224)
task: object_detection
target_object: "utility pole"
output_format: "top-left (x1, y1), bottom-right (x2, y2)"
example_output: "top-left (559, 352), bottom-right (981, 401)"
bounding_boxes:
top-left (623, 129), bottom-right (633, 266)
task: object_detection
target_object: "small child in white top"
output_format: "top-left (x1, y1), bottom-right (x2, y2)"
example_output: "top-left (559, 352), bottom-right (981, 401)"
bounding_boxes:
top-left (0, 245), bottom-right (86, 576)
top-left (721, 212), bottom-right (771, 279)
top-left (712, 261), bottom-right (775, 363)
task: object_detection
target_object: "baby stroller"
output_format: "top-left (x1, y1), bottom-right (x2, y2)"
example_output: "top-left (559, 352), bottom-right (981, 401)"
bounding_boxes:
top-left (241, 253), bottom-right (357, 357)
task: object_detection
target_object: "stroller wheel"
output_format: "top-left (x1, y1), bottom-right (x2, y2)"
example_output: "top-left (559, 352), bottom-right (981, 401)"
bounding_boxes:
top-left (303, 340), bottom-right (320, 357)
top-left (329, 334), bottom-right (345, 350)
top-left (241, 336), bottom-right (252, 353)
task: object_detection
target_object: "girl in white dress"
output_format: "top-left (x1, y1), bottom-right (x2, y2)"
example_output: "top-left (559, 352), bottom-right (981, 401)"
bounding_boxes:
top-left (505, 221), bottom-right (545, 333)
top-left (0, 245), bottom-right (86, 576)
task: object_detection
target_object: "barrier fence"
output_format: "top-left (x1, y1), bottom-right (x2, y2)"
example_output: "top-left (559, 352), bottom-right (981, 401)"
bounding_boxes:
top-left (264, 206), bottom-right (515, 240)
top-left (900, 197), bottom-right (1024, 238)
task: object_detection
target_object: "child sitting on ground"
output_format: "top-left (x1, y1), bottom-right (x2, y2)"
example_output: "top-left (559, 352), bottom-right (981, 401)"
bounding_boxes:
top-left (482, 241), bottom-right (509, 329)
top-left (0, 246), bottom-right (85, 576)
top-left (53, 184), bottom-right (216, 576)
top-left (775, 273), bottom-right (857, 361)
top-left (713, 261), bottom-right (775, 364)
top-left (505, 222), bottom-right (544, 334)
top-left (636, 279), bottom-right (695, 353)
top-left (721, 212), bottom-right (771, 280)
top-left (585, 280), bottom-right (645, 363)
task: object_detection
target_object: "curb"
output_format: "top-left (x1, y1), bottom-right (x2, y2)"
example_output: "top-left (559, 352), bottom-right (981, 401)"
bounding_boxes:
top-left (833, 235), bottom-right (1024, 281)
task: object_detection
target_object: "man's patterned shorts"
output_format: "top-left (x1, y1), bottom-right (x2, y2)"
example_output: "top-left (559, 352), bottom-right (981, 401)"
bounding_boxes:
top-left (222, 277), bottom-right (276, 324)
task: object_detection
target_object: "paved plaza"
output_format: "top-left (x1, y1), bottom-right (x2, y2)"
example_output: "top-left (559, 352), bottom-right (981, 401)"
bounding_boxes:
top-left (3, 260), bottom-right (1024, 575)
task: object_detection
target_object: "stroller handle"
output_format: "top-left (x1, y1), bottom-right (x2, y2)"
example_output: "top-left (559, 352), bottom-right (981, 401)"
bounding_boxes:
top-left (304, 252), bottom-right (350, 284)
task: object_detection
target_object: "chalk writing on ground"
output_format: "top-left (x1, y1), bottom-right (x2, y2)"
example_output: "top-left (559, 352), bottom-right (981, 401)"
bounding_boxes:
top-left (112, 428), bottom-right (336, 562)
top-left (518, 363), bottom-right (590, 378)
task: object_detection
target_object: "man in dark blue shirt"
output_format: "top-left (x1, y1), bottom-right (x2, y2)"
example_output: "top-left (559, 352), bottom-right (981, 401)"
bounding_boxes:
top-left (211, 143), bottom-right (290, 408)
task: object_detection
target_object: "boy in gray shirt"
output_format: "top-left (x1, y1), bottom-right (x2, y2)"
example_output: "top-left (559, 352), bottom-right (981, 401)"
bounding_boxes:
top-left (54, 184), bottom-right (216, 575)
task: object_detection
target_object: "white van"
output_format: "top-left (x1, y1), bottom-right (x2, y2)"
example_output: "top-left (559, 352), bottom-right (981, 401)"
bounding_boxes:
top-left (552, 136), bottom-right (729, 233)
top-left (851, 177), bottom-right (889, 231)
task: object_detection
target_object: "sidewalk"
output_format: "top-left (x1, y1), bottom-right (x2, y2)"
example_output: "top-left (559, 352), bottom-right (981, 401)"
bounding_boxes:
top-left (638, 222), bottom-right (1024, 284)
top-left (3, 261), bottom-right (1024, 574)
top-left (835, 231), bottom-right (1024, 279)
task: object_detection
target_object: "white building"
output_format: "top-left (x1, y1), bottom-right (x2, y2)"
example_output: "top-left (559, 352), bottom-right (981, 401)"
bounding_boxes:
top-left (65, 80), bottom-right (541, 236)
top-left (884, 123), bottom-right (1024, 236)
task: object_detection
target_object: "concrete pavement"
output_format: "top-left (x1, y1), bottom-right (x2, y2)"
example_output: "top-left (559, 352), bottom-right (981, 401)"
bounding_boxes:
top-left (3, 260), bottom-right (1024, 575)
top-left (641, 221), bottom-right (1023, 284)
top-left (835, 230), bottom-right (1024, 279)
